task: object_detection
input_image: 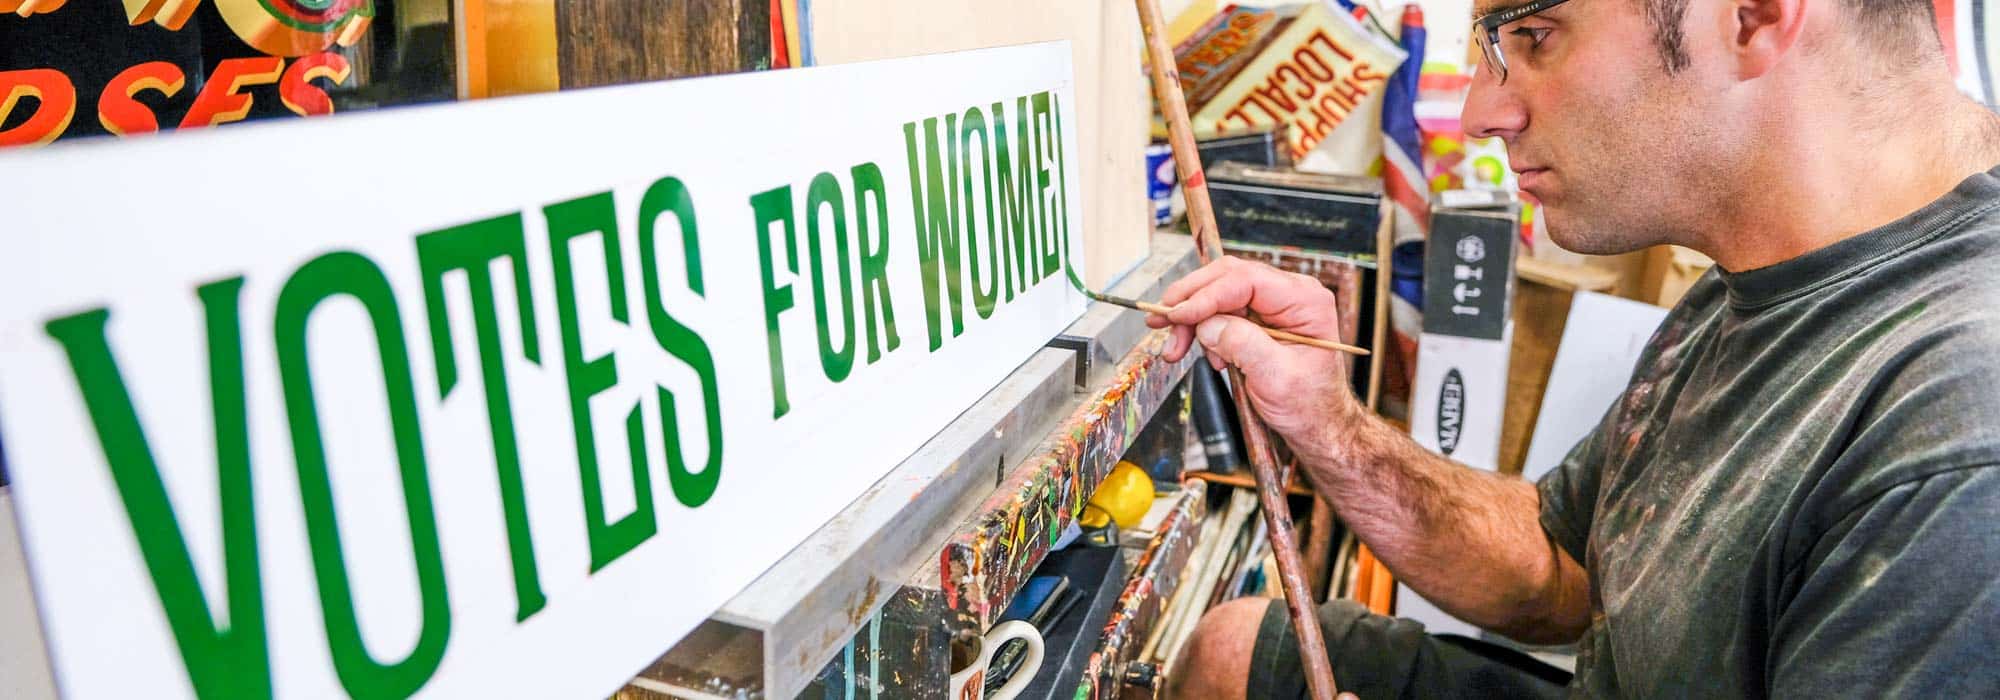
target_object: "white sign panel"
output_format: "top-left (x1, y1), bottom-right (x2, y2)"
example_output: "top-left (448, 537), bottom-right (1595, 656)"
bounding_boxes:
top-left (0, 42), bottom-right (1087, 698)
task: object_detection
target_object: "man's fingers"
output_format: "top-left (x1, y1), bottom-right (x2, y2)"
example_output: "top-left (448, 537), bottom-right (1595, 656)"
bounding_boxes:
top-left (1163, 260), bottom-right (1339, 338)
top-left (1159, 256), bottom-right (1241, 307)
top-left (1194, 315), bottom-right (1284, 378)
top-left (1162, 323), bottom-right (1196, 362)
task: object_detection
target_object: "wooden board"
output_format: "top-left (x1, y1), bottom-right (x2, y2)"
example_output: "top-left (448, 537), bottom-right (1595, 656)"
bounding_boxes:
top-left (553, 0), bottom-right (768, 88)
top-left (466, 0), bottom-right (771, 97)
top-left (811, 0), bottom-right (1153, 289)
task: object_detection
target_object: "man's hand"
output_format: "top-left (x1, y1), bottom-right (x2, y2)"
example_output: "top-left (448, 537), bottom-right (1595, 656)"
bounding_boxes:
top-left (1145, 257), bottom-right (1362, 449)
top-left (1149, 258), bottom-right (1591, 643)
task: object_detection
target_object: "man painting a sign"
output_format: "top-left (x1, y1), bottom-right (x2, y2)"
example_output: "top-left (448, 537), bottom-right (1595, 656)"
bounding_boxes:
top-left (1161, 0), bottom-right (2000, 696)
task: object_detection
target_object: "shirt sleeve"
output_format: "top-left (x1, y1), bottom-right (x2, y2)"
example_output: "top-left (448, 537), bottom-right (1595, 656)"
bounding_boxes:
top-left (1769, 466), bottom-right (2000, 697)
top-left (1535, 427), bottom-right (1604, 567)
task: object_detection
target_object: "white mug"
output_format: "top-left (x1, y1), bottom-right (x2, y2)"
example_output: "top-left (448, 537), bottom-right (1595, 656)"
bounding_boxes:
top-left (948, 620), bottom-right (1045, 700)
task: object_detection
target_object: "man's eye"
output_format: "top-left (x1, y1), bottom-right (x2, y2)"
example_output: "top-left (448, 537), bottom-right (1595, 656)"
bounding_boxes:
top-left (1510, 26), bottom-right (1552, 48)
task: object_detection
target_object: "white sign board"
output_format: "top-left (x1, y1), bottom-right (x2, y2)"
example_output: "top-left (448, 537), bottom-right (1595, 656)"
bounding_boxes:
top-left (0, 42), bottom-right (1087, 699)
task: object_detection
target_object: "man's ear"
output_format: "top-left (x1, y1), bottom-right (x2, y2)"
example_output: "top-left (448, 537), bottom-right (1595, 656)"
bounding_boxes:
top-left (1727, 0), bottom-right (1807, 79)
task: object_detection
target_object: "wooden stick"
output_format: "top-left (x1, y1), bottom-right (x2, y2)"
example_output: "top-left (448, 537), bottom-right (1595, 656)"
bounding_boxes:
top-left (1133, 1), bottom-right (1340, 697)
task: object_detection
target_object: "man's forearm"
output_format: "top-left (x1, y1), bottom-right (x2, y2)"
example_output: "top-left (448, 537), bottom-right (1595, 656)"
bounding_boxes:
top-left (1295, 408), bottom-right (1591, 643)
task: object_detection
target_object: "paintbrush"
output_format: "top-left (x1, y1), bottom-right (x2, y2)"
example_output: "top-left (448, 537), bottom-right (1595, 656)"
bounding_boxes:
top-left (1080, 287), bottom-right (1371, 357)
top-left (1064, 264), bottom-right (1368, 356)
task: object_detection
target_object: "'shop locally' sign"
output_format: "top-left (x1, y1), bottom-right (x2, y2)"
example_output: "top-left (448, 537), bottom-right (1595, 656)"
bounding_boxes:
top-left (0, 42), bottom-right (1088, 699)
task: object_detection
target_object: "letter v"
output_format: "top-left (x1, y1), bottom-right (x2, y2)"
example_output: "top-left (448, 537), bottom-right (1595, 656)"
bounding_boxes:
top-left (43, 278), bottom-right (274, 700)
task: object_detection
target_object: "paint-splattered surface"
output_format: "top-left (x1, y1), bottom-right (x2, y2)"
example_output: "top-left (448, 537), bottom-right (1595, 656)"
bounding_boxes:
top-left (781, 329), bottom-right (1198, 699)
top-left (1076, 486), bottom-right (1205, 700)
top-left (796, 587), bottom-right (957, 700)
top-left (939, 330), bottom-right (1198, 628)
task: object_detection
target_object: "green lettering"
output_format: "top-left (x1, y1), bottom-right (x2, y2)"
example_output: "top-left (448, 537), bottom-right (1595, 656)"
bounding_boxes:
top-left (1033, 92), bottom-right (1059, 279)
top-left (273, 252), bottom-right (450, 699)
top-left (992, 98), bottom-right (1039, 299)
top-left (902, 115), bottom-right (966, 352)
top-left (636, 176), bottom-right (725, 508)
top-left (1053, 93), bottom-right (1075, 279)
top-left (960, 107), bottom-right (999, 319)
top-left (546, 192), bottom-right (657, 572)
top-left (44, 280), bottom-right (272, 700)
top-left (415, 213), bottom-right (548, 622)
top-left (805, 172), bottom-right (858, 382)
top-left (851, 162), bottom-right (901, 363)
top-left (751, 186), bottom-right (798, 418)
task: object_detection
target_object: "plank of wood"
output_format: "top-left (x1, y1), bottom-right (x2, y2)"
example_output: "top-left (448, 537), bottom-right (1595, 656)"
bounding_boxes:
top-left (1499, 276), bottom-right (1575, 475)
top-left (1516, 255), bottom-right (1619, 293)
top-left (554, 0), bottom-right (747, 89)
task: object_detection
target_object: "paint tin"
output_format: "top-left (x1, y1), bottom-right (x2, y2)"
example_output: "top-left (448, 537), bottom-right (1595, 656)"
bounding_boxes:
top-left (1146, 143), bottom-right (1176, 226)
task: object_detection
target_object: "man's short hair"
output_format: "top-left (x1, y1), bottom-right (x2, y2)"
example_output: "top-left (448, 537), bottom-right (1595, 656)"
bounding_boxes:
top-left (1644, 0), bottom-right (1940, 71)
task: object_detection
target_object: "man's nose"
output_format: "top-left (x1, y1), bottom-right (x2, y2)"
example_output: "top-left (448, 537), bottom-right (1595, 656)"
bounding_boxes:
top-left (1462, 64), bottom-right (1527, 141)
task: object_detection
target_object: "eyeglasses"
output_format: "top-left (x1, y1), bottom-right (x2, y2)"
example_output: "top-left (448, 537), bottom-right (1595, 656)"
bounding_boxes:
top-left (1474, 0), bottom-right (1574, 84)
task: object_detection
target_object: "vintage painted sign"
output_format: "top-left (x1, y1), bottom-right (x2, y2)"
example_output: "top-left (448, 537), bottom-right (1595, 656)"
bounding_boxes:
top-left (0, 0), bottom-right (445, 148)
top-left (0, 41), bottom-right (1087, 698)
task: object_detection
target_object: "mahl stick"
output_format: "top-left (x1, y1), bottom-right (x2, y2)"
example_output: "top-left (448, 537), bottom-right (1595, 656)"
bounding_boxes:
top-left (1132, 0), bottom-right (1342, 698)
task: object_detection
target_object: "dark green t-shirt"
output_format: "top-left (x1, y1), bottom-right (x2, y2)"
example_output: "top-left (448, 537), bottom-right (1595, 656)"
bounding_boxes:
top-left (1539, 164), bottom-right (2000, 697)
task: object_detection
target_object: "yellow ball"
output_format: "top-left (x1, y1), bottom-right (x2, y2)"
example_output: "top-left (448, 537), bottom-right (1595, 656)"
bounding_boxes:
top-left (1081, 461), bottom-right (1155, 529)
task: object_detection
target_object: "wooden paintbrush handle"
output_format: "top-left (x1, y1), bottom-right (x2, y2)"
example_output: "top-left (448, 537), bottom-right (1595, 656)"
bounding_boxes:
top-left (1264, 326), bottom-right (1372, 357)
top-left (1127, 299), bottom-right (1370, 356)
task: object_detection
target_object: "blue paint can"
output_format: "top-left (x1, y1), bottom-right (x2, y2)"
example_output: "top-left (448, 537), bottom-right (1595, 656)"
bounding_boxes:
top-left (1145, 143), bottom-right (1176, 226)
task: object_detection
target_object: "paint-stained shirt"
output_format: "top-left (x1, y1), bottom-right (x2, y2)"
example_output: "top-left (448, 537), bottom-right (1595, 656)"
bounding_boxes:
top-left (1538, 164), bottom-right (2000, 697)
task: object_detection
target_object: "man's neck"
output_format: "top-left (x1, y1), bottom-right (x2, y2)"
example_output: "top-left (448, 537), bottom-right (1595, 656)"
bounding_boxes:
top-left (1695, 94), bottom-right (2000, 273)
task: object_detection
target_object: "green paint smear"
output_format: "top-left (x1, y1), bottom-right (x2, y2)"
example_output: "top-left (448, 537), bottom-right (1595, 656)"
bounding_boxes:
top-left (1064, 259), bottom-right (1092, 297)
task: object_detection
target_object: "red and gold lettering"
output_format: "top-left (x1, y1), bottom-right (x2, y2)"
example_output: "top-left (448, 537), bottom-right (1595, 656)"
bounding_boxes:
top-left (1294, 47), bottom-right (1336, 83)
top-left (215, 0), bottom-right (372, 57)
top-left (1272, 64), bottom-right (1313, 101)
top-left (1307, 30), bottom-right (1357, 62)
top-left (1219, 105), bottom-right (1255, 131)
top-left (1232, 93), bottom-right (1279, 123)
top-left (1253, 72), bottom-right (1300, 114)
top-left (122, 0), bottom-right (201, 30)
top-left (278, 52), bottom-right (351, 116)
top-left (0, 0), bottom-right (69, 18)
top-left (98, 62), bottom-right (188, 136)
top-left (1352, 61), bottom-right (1388, 85)
top-left (1330, 72), bottom-right (1368, 108)
top-left (0, 68), bottom-right (77, 147)
top-left (179, 56), bottom-right (284, 129)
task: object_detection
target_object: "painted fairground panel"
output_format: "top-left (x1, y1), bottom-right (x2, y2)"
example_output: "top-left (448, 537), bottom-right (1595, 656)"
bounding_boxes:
top-left (0, 0), bottom-right (455, 146)
top-left (0, 0), bottom-right (806, 147)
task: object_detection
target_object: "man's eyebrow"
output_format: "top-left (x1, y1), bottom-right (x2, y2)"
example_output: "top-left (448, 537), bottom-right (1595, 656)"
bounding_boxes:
top-left (1470, 0), bottom-right (1528, 20)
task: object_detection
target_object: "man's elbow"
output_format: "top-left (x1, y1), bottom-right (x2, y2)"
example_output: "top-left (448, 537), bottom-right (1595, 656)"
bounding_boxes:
top-left (1490, 552), bottom-right (1593, 645)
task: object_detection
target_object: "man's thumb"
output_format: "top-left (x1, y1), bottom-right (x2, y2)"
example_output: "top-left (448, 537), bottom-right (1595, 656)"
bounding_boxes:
top-left (1194, 316), bottom-right (1282, 372)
